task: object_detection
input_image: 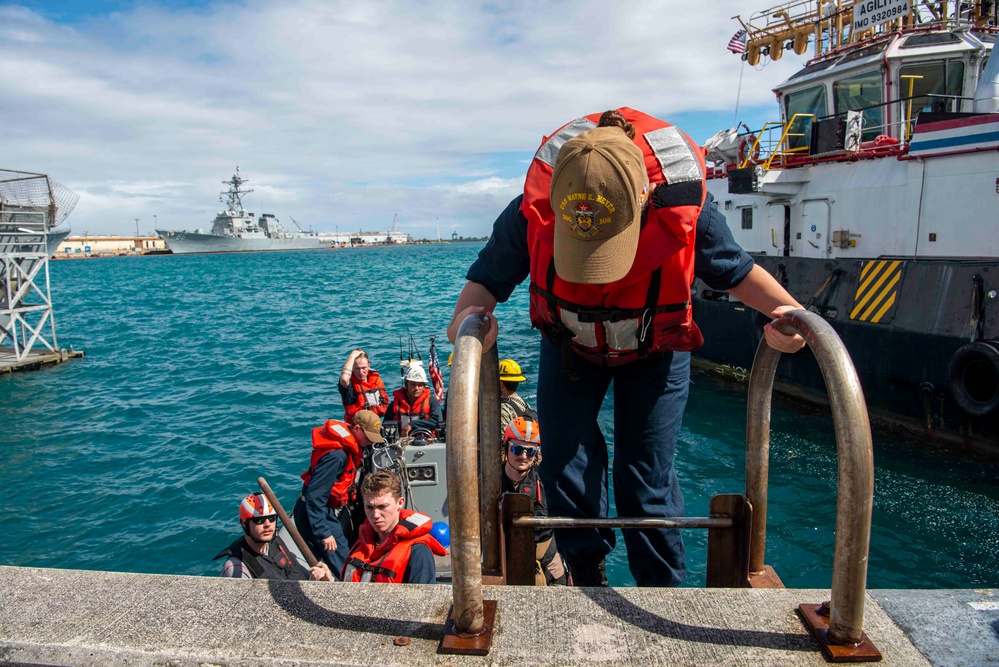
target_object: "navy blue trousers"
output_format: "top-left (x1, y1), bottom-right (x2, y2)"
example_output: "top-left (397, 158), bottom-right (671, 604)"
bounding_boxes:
top-left (291, 497), bottom-right (351, 578)
top-left (535, 338), bottom-right (689, 587)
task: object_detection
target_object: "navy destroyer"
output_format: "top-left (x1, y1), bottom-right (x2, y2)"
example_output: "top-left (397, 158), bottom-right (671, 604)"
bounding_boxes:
top-left (156, 168), bottom-right (338, 254)
top-left (695, 0), bottom-right (999, 451)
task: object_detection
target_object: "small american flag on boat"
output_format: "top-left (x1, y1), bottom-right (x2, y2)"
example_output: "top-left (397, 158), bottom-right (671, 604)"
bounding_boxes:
top-left (428, 336), bottom-right (444, 402)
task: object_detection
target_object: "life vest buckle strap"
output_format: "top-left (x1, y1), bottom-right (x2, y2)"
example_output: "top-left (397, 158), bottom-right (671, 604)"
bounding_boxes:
top-left (575, 308), bottom-right (618, 324)
top-left (345, 557), bottom-right (398, 581)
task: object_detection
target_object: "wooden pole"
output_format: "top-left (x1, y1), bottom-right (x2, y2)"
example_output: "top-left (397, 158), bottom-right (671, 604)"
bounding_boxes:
top-left (257, 476), bottom-right (318, 567)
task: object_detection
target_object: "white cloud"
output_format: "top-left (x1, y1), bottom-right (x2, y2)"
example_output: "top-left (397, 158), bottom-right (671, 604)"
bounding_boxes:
top-left (0, 0), bottom-right (802, 237)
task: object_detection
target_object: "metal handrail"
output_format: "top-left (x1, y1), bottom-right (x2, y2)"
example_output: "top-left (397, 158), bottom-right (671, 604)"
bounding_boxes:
top-left (445, 313), bottom-right (500, 636)
top-left (478, 343), bottom-right (502, 574)
top-left (512, 516), bottom-right (733, 529)
top-left (746, 309), bottom-right (875, 645)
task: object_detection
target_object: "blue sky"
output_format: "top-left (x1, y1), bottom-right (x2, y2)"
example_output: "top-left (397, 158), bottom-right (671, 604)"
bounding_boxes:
top-left (1, 1), bottom-right (804, 237)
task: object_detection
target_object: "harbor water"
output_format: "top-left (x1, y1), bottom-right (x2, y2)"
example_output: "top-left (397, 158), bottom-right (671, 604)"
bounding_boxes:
top-left (2, 243), bottom-right (997, 588)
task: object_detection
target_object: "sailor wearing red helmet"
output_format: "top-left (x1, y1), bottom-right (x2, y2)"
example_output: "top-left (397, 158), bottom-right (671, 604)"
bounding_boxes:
top-left (502, 417), bottom-right (567, 586)
top-left (214, 492), bottom-right (333, 581)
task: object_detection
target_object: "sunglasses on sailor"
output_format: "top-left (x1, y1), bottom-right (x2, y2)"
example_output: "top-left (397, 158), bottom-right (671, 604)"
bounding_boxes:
top-left (507, 441), bottom-right (539, 458)
top-left (250, 515), bottom-right (278, 525)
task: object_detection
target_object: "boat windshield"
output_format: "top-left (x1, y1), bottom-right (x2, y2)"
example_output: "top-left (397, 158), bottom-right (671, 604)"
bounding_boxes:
top-left (784, 84), bottom-right (827, 149)
top-left (833, 69), bottom-right (884, 141)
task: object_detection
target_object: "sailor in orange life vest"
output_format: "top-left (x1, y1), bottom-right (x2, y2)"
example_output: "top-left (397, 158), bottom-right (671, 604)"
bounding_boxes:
top-left (384, 364), bottom-right (444, 437)
top-left (214, 492), bottom-right (334, 581)
top-left (447, 108), bottom-right (806, 587)
top-left (338, 348), bottom-right (389, 421)
top-left (342, 470), bottom-right (447, 583)
top-left (502, 417), bottom-right (568, 585)
top-left (292, 409), bottom-right (386, 578)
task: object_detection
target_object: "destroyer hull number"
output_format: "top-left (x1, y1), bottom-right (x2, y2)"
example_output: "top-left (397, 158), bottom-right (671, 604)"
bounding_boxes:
top-left (854, 0), bottom-right (910, 31)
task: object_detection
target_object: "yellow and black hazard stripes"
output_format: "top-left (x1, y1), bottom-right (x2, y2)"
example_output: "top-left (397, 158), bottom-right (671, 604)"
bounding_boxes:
top-left (850, 260), bottom-right (904, 323)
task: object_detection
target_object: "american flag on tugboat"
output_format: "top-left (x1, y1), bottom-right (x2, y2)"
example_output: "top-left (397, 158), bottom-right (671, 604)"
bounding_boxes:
top-left (428, 336), bottom-right (445, 402)
top-left (727, 29), bottom-right (747, 54)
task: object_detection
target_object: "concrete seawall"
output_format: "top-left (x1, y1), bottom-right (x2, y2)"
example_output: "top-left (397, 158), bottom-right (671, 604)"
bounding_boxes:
top-left (0, 566), bottom-right (995, 666)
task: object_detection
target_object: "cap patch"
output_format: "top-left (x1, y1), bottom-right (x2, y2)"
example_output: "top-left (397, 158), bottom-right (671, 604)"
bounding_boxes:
top-left (560, 194), bottom-right (615, 238)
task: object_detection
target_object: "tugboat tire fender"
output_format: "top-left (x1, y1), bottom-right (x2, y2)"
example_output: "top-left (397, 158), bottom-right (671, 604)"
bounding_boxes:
top-left (947, 340), bottom-right (999, 416)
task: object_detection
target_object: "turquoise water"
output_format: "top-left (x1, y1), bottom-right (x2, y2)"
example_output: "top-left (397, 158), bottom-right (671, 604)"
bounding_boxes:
top-left (2, 243), bottom-right (997, 588)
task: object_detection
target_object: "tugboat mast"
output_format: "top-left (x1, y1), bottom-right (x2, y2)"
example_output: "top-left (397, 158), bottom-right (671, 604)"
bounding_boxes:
top-left (220, 167), bottom-right (253, 214)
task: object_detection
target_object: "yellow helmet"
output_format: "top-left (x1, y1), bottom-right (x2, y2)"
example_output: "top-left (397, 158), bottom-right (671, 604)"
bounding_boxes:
top-left (498, 359), bottom-right (526, 382)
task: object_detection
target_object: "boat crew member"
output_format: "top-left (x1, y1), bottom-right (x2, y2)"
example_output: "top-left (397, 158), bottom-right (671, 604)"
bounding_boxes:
top-left (341, 470), bottom-right (447, 583)
top-left (502, 417), bottom-right (568, 586)
top-left (384, 364), bottom-right (443, 437)
top-left (498, 358), bottom-right (537, 436)
top-left (292, 410), bottom-right (385, 578)
top-left (214, 492), bottom-right (333, 581)
top-left (448, 108), bottom-right (805, 587)
top-left (339, 348), bottom-right (389, 421)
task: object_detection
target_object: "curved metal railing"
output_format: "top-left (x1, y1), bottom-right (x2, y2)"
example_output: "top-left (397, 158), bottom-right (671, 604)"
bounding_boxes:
top-left (746, 309), bottom-right (875, 646)
top-left (445, 313), bottom-right (500, 637)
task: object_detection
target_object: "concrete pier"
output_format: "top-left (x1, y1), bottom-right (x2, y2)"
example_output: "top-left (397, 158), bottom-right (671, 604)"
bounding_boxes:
top-left (1, 566), bottom-right (996, 666)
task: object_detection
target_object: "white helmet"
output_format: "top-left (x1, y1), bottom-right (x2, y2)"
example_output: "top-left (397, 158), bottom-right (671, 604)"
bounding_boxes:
top-left (405, 364), bottom-right (428, 383)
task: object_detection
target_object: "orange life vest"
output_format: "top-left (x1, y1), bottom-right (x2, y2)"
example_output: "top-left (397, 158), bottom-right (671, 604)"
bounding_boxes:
top-left (521, 107), bottom-right (707, 366)
top-left (389, 387), bottom-right (432, 423)
top-left (342, 509), bottom-right (448, 583)
top-left (300, 420), bottom-right (363, 509)
top-left (344, 371), bottom-right (388, 421)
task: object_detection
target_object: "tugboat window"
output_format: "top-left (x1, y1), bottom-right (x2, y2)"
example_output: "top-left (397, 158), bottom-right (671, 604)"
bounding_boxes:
top-left (833, 70), bottom-right (883, 141)
top-left (784, 84), bottom-right (827, 150)
top-left (741, 207), bottom-right (753, 230)
top-left (898, 59), bottom-right (966, 119)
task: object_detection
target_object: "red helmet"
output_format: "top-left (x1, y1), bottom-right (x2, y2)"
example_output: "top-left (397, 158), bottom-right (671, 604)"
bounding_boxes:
top-left (239, 493), bottom-right (276, 524)
top-left (503, 417), bottom-right (541, 445)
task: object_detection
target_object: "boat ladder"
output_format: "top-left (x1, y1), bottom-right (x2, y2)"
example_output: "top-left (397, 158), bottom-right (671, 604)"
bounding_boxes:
top-left (442, 309), bottom-right (880, 662)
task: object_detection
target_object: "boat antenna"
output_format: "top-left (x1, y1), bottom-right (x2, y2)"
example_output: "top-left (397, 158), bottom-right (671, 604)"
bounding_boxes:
top-left (733, 56), bottom-right (746, 129)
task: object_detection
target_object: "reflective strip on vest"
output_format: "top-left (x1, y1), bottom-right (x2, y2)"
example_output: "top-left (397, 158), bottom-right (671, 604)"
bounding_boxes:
top-left (558, 311), bottom-right (644, 352)
top-left (644, 126), bottom-right (704, 184)
top-left (343, 564), bottom-right (373, 583)
top-left (362, 389), bottom-right (381, 407)
top-left (560, 311), bottom-right (599, 348)
top-left (534, 117), bottom-right (597, 167)
top-left (330, 423), bottom-right (351, 439)
top-left (401, 512), bottom-right (431, 530)
top-left (605, 319), bottom-right (641, 351)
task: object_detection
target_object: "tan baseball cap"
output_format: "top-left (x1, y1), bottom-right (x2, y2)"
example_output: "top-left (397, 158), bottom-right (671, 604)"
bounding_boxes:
top-left (550, 126), bottom-right (649, 284)
top-left (352, 410), bottom-right (385, 444)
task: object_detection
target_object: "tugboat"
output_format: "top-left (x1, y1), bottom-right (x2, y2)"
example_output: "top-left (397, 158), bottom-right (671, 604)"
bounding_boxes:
top-left (694, 0), bottom-right (999, 452)
top-left (156, 168), bottom-right (337, 254)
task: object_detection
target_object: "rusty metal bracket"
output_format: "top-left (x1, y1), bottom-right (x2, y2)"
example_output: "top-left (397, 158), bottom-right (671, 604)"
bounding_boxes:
top-left (502, 492), bottom-right (537, 586)
top-left (706, 494), bottom-right (752, 588)
top-left (439, 600), bottom-right (498, 656)
top-left (798, 602), bottom-right (883, 662)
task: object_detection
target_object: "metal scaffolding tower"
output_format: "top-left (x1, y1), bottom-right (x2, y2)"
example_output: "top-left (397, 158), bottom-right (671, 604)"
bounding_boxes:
top-left (0, 169), bottom-right (79, 371)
